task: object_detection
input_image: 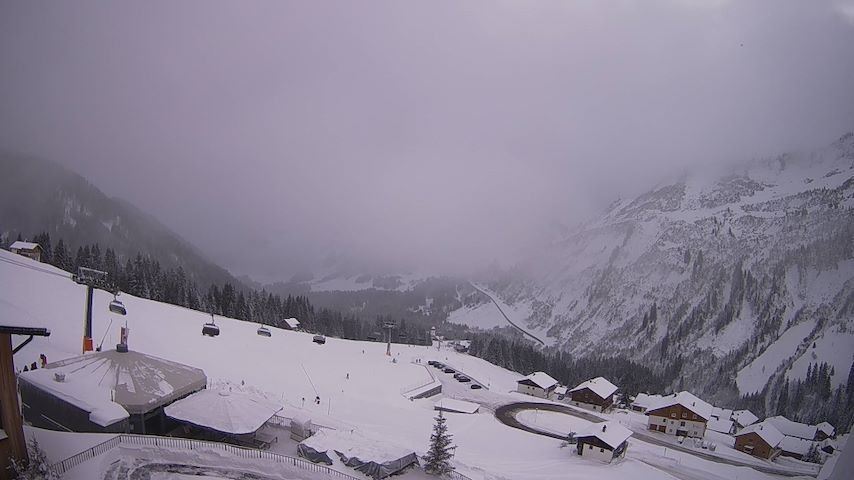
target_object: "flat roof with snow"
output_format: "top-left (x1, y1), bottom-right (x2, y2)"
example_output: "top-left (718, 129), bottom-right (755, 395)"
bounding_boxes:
top-left (707, 417), bottom-right (734, 434)
top-left (569, 376), bottom-right (618, 399)
top-left (518, 372), bottom-right (558, 390)
top-left (164, 388), bottom-right (282, 435)
top-left (779, 435), bottom-right (813, 455)
top-left (434, 398), bottom-right (479, 414)
top-left (631, 393), bottom-right (663, 409)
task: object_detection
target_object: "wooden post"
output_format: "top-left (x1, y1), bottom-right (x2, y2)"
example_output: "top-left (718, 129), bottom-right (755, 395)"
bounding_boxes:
top-left (0, 333), bottom-right (28, 479)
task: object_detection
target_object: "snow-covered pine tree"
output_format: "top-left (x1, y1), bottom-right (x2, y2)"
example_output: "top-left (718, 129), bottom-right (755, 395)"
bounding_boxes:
top-left (11, 438), bottom-right (59, 480)
top-left (424, 410), bottom-right (456, 476)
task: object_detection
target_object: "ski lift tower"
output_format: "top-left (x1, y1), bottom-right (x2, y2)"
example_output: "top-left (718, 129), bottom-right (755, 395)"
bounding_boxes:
top-left (384, 320), bottom-right (396, 356)
top-left (74, 266), bottom-right (125, 353)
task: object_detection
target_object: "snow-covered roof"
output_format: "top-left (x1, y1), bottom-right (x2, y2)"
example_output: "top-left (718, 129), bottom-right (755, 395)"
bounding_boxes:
top-left (816, 422), bottom-right (835, 437)
top-left (517, 372), bottom-right (558, 390)
top-left (300, 429), bottom-right (415, 464)
top-left (707, 417), bottom-right (734, 434)
top-left (164, 388), bottom-right (282, 435)
top-left (577, 421), bottom-right (632, 449)
top-left (646, 391), bottom-right (713, 421)
top-left (766, 416), bottom-right (817, 440)
top-left (434, 398), bottom-right (479, 414)
top-left (569, 376), bottom-right (618, 399)
top-left (735, 421), bottom-right (784, 448)
top-left (711, 407), bottom-right (733, 420)
top-left (283, 318), bottom-right (300, 328)
top-left (9, 241), bottom-right (40, 251)
top-left (779, 435), bottom-right (813, 455)
top-left (20, 349), bottom-right (207, 417)
top-left (554, 386), bottom-right (568, 396)
top-left (732, 409), bottom-right (759, 427)
top-left (631, 393), bottom-right (663, 409)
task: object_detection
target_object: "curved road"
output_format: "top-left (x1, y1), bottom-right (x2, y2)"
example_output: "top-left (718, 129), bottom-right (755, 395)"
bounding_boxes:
top-left (470, 284), bottom-right (545, 346)
top-left (494, 402), bottom-right (816, 478)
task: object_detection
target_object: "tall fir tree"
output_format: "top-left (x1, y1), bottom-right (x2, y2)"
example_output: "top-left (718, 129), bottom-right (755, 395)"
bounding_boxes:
top-left (424, 410), bottom-right (455, 476)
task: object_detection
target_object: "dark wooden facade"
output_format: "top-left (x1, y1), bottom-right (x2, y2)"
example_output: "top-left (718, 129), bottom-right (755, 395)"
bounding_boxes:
top-left (647, 404), bottom-right (706, 423)
top-left (647, 403), bottom-right (707, 438)
top-left (734, 432), bottom-right (778, 460)
top-left (570, 387), bottom-right (614, 409)
top-left (18, 378), bottom-right (129, 434)
top-left (1, 333), bottom-right (26, 480)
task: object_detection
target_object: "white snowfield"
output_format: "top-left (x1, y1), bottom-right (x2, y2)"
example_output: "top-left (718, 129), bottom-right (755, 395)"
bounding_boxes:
top-left (0, 249), bottom-right (843, 479)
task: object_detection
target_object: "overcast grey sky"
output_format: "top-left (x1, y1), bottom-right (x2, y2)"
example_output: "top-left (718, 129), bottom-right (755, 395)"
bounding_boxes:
top-left (2, 1), bottom-right (854, 280)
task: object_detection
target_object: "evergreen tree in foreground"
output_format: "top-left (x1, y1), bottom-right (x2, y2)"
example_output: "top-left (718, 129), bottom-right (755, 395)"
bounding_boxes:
top-left (424, 410), bottom-right (456, 476)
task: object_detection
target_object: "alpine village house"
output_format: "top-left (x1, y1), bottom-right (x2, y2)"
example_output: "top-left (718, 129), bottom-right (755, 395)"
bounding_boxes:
top-left (645, 391), bottom-right (712, 438)
top-left (568, 377), bottom-right (618, 412)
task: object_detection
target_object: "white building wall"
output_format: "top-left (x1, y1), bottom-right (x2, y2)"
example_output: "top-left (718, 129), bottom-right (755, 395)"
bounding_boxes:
top-left (648, 415), bottom-right (706, 438)
top-left (517, 384), bottom-right (548, 398)
top-left (580, 443), bottom-right (614, 463)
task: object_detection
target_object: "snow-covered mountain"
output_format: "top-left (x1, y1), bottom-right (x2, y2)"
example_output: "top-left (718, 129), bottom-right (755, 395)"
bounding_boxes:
top-left (472, 133), bottom-right (854, 404)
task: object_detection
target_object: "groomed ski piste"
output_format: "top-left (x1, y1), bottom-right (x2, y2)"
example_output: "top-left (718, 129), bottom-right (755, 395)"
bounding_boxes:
top-left (0, 249), bottom-right (846, 480)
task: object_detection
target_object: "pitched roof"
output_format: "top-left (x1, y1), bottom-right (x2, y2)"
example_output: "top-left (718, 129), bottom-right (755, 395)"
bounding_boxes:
top-left (569, 376), bottom-right (618, 399)
top-left (711, 407), bottom-right (733, 420)
top-left (732, 409), bottom-right (759, 427)
top-left (283, 318), bottom-right (300, 328)
top-left (577, 421), bottom-right (632, 449)
top-left (779, 435), bottom-right (813, 455)
top-left (517, 372), bottom-right (558, 390)
top-left (766, 416), bottom-right (817, 440)
top-left (735, 421), bottom-right (784, 448)
top-left (707, 417), bottom-right (734, 434)
top-left (646, 391), bottom-right (713, 421)
top-left (816, 422), bottom-right (835, 436)
top-left (554, 386), bottom-right (568, 396)
top-left (9, 241), bottom-right (40, 251)
top-left (631, 393), bottom-right (663, 409)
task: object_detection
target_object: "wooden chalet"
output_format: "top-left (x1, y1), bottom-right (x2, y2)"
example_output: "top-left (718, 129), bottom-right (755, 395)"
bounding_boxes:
top-left (8, 241), bottom-right (43, 262)
top-left (645, 391), bottom-right (712, 438)
top-left (568, 376), bottom-right (618, 412)
top-left (575, 421), bottom-right (632, 464)
top-left (516, 372), bottom-right (558, 399)
top-left (734, 421), bottom-right (784, 460)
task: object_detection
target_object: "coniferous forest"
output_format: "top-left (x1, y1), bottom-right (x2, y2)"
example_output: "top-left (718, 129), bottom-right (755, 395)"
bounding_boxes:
top-left (19, 232), bottom-right (432, 346)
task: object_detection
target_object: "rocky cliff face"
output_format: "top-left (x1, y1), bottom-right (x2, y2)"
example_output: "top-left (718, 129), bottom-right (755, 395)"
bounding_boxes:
top-left (482, 134), bottom-right (854, 403)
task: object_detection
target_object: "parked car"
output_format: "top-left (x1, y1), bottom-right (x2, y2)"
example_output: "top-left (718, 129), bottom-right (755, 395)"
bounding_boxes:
top-left (427, 360), bottom-right (437, 366)
top-left (433, 363), bottom-right (445, 369)
top-left (453, 373), bottom-right (465, 380)
top-left (457, 377), bottom-right (471, 383)
top-left (443, 368), bottom-right (455, 374)
top-left (470, 384), bottom-right (482, 390)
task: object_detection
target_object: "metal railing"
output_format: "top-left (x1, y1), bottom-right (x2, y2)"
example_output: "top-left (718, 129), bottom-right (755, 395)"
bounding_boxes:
top-left (51, 433), bottom-right (361, 479)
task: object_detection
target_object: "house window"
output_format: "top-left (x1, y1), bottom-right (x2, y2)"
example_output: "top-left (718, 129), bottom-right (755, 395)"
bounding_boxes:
top-left (671, 413), bottom-right (676, 418)
top-left (692, 414), bottom-right (697, 420)
top-left (680, 421), bottom-right (686, 427)
top-left (600, 448), bottom-right (604, 453)
top-left (588, 444), bottom-right (593, 450)
top-left (682, 412), bottom-right (687, 418)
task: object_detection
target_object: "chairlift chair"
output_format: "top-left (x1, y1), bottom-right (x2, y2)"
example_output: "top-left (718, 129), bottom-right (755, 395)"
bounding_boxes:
top-left (202, 322), bottom-right (220, 337)
top-left (109, 294), bottom-right (127, 315)
top-left (203, 313), bottom-right (220, 337)
top-left (257, 326), bottom-right (271, 337)
top-left (312, 334), bottom-right (326, 344)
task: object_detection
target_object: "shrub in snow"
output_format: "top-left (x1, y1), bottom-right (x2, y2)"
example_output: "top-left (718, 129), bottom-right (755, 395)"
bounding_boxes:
top-left (10, 438), bottom-right (59, 480)
top-left (424, 410), bottom-right (456, 476)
